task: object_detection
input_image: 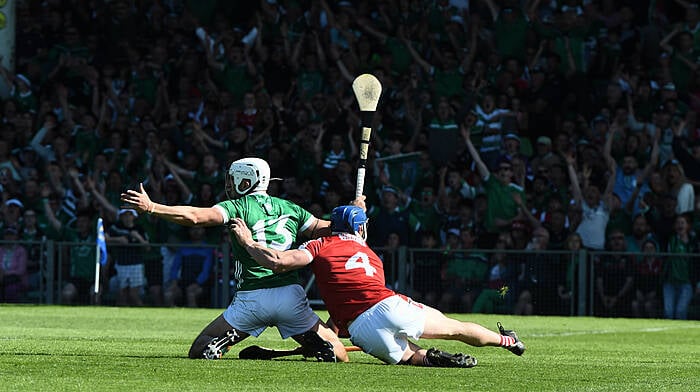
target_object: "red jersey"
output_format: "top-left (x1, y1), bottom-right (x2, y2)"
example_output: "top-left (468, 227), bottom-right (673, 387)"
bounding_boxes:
top-left (300, 233), bottom-right (396, 331)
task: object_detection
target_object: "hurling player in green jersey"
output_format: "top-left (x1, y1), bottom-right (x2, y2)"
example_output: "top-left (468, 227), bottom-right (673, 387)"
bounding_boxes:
top-left (122, 157), bottom-right (365, 361)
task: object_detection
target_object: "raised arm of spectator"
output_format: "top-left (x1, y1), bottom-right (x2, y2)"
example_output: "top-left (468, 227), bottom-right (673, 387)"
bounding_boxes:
top-left (151, 75), bottom-right (169, 122)
top-left (320, 0), bottom-right (339, 31)
top-left (163, 160), bottom-right (194, 204)
top-left (357, 15), bottom-right (388, 43)
top-left (602, 159), bottom-right (617, 208)
top-left (529, 39), bottom-right (547, 70)
top-left (660, 25), bottom-right (680, 53)
top-left (312, 31), bottom-right (328, 73)
top-left (0, 55), bottom-right (16, 86)
top-left (404, 94), bottom-right (424, 152)
top-left (253, 13), bottom-right (267, 61)
top-left (461, 124), bottom-right (490, 179)
top-left (67, 168), bottom-right (90, 210)
top-left (459, 21), bottom-right (480, 73)
top-left (603, 123), bottom-right (618, 168)
top-left (242, 44), bottom-right (258, 79)
top-left (483, 0), bottom-right (500, 22)
top-left (29, 120), bottom-right (56, 162)
top-left (377, 3), bottom-right (394, 33)
top-left (289, 31), bottom-right (306, 71)
top-left (624, 132), bottom-right (658, 214)
top-left (203, 37), bottom-right (225, 72)
top-left (563, 36), bottom-right (577, 77)
top-left (86, 176), bottom-right (119, 220)
top-left (513, 192), bottom-right (541, 230)
top-left (40, 183), bottom-right (62, 232)
top-left (527, 0), bottom-right (543, 20)
top-left (102, 76), bottom-right (125, 115)
top-left (679, 53), bottom-right (699, 72)
top-left (401, 32), bottom-right (434, 76)
top-left (193, 122), bottom-right (225, 151)
top-left (163, 158), bottom-right (196, 180)
top-left (57, 83), bottom-right (74, 128)
top-left (313, 124), bottom-right (326, 165)
top-left (566, 153), bottom-right (583, 207)
top-left (328, 44), bottom-right (354, 82)
top-left (45, 162), bottom-right (67, 197)
top-left (671, 120), bottom-right (696, 172)
top-left (672, 0), bottom-right (695, 10)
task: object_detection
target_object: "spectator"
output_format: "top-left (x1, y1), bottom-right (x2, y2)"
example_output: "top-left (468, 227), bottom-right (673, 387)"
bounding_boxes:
top-left (594, 228), bottom-right (635, 318)
top-left (437, 227), bottom-right (487, 313)
top-left (662, 213), bottom-right (698, 320)
top-left (472, 232), bottom-right (515, 314)
top-left (165, 226), bottom-right (214, 307)
top-left (367, 186), bottom-right (421, 247)
top-left (662, 159), bottom-right (695, 214)
top-left (631, 238), bottom-right (663, 318)
top-left (0, 226), bottom-right (29, 302)
top-left (566, 153), bottom-right (616, 250)
top-left (518, 226), bottom-right (567, 315)
top-left (407, 183), bottom-right (443, 239)
top-left (107, 209), bottom-right (149, 306)
top-left (462, 125), bottom-right (526, 247)
top-left (626, 213), bottom-right (656, 254)
top-left (2, 198), bottom-right (24, 231)
top-left (19, 208), bottom-right (45, 294)
top-left (559, 232), bottom-right (585, 315)
top-left (409, 230), bottom-right (442, 308)
top-left (671, 122), bottom-right (700, 186)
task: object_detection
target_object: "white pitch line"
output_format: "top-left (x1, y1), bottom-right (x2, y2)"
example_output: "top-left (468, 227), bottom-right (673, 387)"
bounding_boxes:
top-left (529, 324), bottom-right (700, 338)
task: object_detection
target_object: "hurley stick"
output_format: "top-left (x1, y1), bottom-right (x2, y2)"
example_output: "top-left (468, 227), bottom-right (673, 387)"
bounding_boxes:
top-left (351, 74), bottom-right (382, 198)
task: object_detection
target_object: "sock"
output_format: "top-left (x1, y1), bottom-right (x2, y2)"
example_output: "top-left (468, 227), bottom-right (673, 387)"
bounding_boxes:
top-left (500, 335), bottom-right (515, 347)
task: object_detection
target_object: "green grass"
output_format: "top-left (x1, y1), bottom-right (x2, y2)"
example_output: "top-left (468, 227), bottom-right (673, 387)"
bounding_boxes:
top-left (0, 305), bottom-right (698, 392)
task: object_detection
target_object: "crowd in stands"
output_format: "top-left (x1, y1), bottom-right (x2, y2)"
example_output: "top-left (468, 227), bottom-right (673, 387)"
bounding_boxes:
top-left (0, 0), bottom-right (698, 318)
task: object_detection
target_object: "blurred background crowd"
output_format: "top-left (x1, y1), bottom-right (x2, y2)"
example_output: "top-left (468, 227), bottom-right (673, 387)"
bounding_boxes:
top-left (0, 0), bottom-right (698, 318)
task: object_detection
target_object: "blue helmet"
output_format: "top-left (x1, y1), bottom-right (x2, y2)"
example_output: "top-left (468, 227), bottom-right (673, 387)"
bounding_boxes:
top-left (330, 205), bottom-right (368, 238)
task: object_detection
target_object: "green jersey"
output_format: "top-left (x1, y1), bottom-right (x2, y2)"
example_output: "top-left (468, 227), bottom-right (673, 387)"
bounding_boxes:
top-left (483, 175), bottom-right (526, 233)
top-left (216, 194), bottom-right (315, 291)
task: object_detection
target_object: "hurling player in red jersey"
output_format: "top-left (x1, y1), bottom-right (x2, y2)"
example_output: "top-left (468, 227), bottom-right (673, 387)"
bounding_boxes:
top-left (230, 205), bottom-right (526, 368)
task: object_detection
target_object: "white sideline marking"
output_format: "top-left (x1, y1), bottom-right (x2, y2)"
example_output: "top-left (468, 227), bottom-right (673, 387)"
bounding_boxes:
top-left (530, 325), bottom-right (700, 338)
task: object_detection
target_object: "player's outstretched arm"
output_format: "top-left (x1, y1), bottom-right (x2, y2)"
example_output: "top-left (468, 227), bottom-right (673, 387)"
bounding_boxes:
top-left (230, 218), bottom-right (312, 273)
top-left (120, 183), bottom-right (223, 226)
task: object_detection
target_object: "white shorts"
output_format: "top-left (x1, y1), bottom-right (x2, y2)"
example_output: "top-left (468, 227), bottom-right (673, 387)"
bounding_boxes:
top-left (115, 264), bottom-right (145, 288)
top-left (222, 284), bottom-right (320, 338)
top-left (348, 295), bottom-right (426, 364)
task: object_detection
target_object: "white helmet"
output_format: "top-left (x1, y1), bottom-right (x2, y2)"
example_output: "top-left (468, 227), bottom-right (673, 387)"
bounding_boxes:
top-left (225, 157), bottom-right (271, 199)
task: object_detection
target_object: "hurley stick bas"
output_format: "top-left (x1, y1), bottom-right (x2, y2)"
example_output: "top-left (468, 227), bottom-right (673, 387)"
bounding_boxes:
top-left (351, 73), bottom-right (383, 198)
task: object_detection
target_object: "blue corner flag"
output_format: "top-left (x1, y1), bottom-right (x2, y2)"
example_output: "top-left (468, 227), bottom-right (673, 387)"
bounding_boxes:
top-left (97, 217), bottom-right (108, 266)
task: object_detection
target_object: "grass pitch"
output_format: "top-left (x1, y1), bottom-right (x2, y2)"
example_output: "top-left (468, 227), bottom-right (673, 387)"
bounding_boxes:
top-left (1, 305), bottom-right (698, 392)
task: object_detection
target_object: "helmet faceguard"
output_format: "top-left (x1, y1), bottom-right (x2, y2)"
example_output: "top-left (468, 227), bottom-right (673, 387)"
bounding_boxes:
top-left (225, 158), bottom-right (271, 200)
top-left (330, 205), bottom-right (368, 240)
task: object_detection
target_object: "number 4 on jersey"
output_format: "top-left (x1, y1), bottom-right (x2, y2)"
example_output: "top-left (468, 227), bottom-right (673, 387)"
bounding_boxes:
top-left (345, 252), bottom-right (376, 276)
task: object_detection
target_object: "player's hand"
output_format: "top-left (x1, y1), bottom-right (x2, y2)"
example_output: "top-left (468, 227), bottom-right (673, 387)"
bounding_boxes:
top-left (350, 195), bottom-right (367, 211)
top-left (229, 218), bottom-right (254, 246)
top-left (120, 183), bottom-right (153, 214)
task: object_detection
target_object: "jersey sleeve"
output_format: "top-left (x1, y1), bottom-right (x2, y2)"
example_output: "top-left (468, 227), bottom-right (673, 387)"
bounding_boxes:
top-left (215, 200), bottom-right (239, 224)
top-left (299, 238), bottom-right (323, 261)
top-left (291, 203), bottom-right (316, 232)
top-left (213, 204), bottom-right (229, 223)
